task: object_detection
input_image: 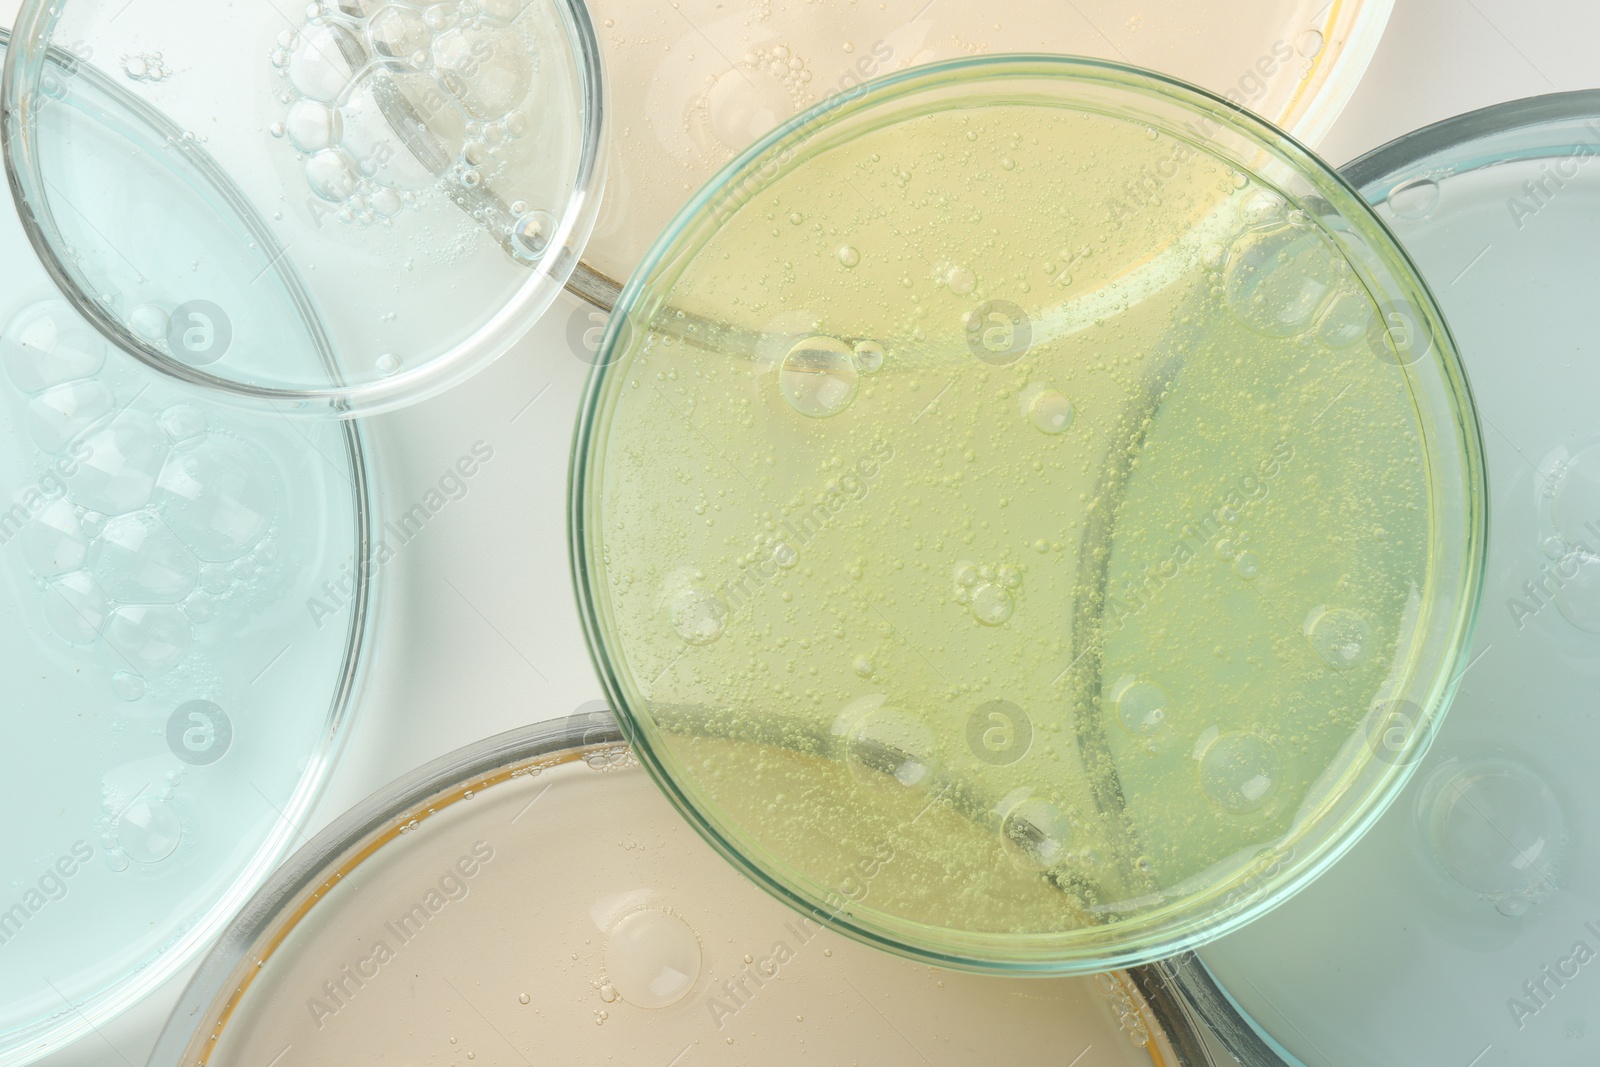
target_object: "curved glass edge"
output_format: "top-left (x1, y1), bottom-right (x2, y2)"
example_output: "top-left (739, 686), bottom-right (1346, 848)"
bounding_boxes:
top-left (146, 712), bottom-right (1219, 1067)
top-left (0, 0), bottom-right (607, 418)
top-left (1173, 91), bottom-right (1598, 1067)
top-left (0, 30), bottom-right (380, 1066)
top-left (1287, 0), bottom-right (1395, 147)
top-left (569, 53), bottom-right (1488, 975)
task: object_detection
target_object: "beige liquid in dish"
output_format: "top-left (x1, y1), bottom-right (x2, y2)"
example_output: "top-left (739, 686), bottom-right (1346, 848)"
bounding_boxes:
top-left (590, 100), bottom-right (1434, 940)
top-left (200, 747), bottom-right (1172, 1066)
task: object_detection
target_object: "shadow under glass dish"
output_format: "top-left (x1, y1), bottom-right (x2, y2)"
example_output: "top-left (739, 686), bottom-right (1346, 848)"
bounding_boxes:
top-left (563, 0), bottom-right (1393, 304)
top-left (1184, 91), bottom-right (1600, 1067)
top-left (148, 713), bottom-right (1224, 1067)
top-left (1, 0), bottom-right (603, 416)
top-left (0, 32), bottom-right (373, 1067)
top-left (571, 55), bottom-right (1486, 975)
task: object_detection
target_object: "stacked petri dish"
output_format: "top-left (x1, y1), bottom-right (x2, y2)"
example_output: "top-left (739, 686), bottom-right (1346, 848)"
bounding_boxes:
top-left (1177, 92), bottom-right (1600, 1066)
top-left (0, 30), bottom-right (374, 1066)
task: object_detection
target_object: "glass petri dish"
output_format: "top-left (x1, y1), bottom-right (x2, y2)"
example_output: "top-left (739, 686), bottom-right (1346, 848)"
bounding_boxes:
top-left (1, 0), bottom-right (603, 416)
top-left (1185, 92), bottom-right (1600, 1066)
top-left (148, 712), bottom-right (1223, 1067)
top-left (570, 0), bottom-right (1392, 294)
top-left (571, 56), bottom-right (1487, 974)
top-left (0, 31), bottom-right (374, 1066)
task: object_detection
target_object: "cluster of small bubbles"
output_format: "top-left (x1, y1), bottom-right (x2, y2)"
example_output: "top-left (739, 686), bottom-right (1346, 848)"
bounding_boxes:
top-left (1095, 972), bottom-right (1152, 1047)
top-left (843, 704), bottom-right (939, 792)
top-left (778, 336), bottom-right (858, 418)
top-left (1421, 758), bottom-right (1564, 915)
top-left (1198, 732), bottom-right (1281, 815)
top-left (1111, 676), bottom-right (1170, 738)
top-left (271, 1), bottom-right (536, 224)
top-left (121, 51), bottom-right (171, 82)
top-left (668, 582), bottom-right (728, 645)
top-left (851, 340), bottom-right (884, 374)
top-left (998, 795), bottom-right (1072, 871)
top-left (953, 560), bottom-right (1020, 626)
top-left (1303, 605), bottom-right (1372, 670)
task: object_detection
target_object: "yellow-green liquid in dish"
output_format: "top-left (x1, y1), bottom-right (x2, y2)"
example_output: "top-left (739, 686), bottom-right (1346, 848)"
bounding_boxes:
top-left (589, 100), bottom-right (1432, 951)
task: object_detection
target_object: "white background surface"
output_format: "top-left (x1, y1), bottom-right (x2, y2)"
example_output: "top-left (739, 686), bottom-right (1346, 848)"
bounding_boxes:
top-left (7, 0), bottom-right (1595, 1063)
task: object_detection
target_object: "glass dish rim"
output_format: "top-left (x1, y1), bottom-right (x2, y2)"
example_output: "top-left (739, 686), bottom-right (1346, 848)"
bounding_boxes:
top-left (144, 710), bottom-right (1224, 1067)
top-left (0, 28), bottom-right (377, 1064)
top-left (1174, 86), bottom-right (1600, 1067)
top-left (568, 51), bottom-right (1488, 976)
top-left (0, 0), bottom-right (607, 417)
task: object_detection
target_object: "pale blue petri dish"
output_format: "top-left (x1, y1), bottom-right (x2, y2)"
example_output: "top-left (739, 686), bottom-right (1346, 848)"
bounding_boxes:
top-left (1170, 91), bottom-right (1600, 1066)
top-left (0, 32), bottom-right (374, 1067)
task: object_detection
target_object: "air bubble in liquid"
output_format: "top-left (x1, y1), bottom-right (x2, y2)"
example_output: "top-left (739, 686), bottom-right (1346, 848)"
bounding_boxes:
top-left (69, 411), bottom-right (170, 515)
top-left (305, 148), bottom-right (360, 202)
top-left (117, 796), bottom-right (183, 863)
top-left (604, 910), bottom-right (701, 1009)
top-left (128, 304), bottom-right (171, 343)
top-left (1029, 389), bottom-right (1074, 434)
top-left (28, 380), bottom-right (113, 453)
top-left (1112, 677), bottom-right (1170, 736)
top-left (1233, 551), bottom-right (1261, 579)
top-left (367, 4), bottom-right (432, 60)
top-left (1199, 732), bottom-right (1281, 815)
top-left (844, 705), bottom-right (938, 792)
top-left (999, 796), bottom-right (1072, 871)
top-left (779, 336), bottom-right (858, 418)
top-left (838, 245), bottom-right (860, 268)
top-left (287, 21), bottom-right (358, 103)
top-left (668, 583), bottom-right (728, 645)
top-left (1388, 177), bottom-right (1441, 220)
top-left (852, 340), bottom-right (883, 373)
top-left (1224, 226), bottom-right (1341, 338)
top-left (1303, 605), bottom-right (1372, 670)
top-left (154, 436), bottom-right (278, 562)
top-left (1422, 758), bottom-right (1564, 904)
top-left (111, 671), bottom-right (146, 701)
top-left (22, 499), bottom-right (91, 576)
top-left (91, 512), bottom-right (200, 603)
top-left (1315, 289), bottom-right (1374, 348)
top-left (285, 98), bottom-right (342, 152)
top-left (105, 605), bottom-right (193, 676)
top-left (158, 405), bottom-right (208, 441)
top-left (969, 582), bottom-right (1014, 626)
top-left (511, 210), bottom-right (556, 260)
top-left (376, 353), bottom-right (403, 377)
top-left (1, 302), bottom-right (106, 393)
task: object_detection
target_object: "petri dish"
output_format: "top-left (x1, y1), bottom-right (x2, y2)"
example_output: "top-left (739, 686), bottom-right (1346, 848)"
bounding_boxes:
top-left (0, 30), bottom-right (373, 1066)
top-left (148, 712), bottom-right (1223, 1067)
top-left (1184, 92), bottom-right (1600, 1066)
top-left (571, 56), bottom-right (1487, 974)
top-left (1, 0), bottom-right (603, 416)
top-left (571, 0), bottom-right (1392, 294)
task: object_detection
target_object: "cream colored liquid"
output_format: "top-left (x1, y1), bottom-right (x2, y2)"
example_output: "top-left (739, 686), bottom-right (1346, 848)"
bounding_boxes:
top-left (203, 751), bottom-right (1169, 1065)
top-left (589, 100), bottom-right (1433, 951)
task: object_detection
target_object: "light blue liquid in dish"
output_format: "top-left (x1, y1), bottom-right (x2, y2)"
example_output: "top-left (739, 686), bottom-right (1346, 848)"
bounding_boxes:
top-left (0, 34), bottom-right (372, 1065)
top-left (1198, 95), bottom-right (1600, 1067)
